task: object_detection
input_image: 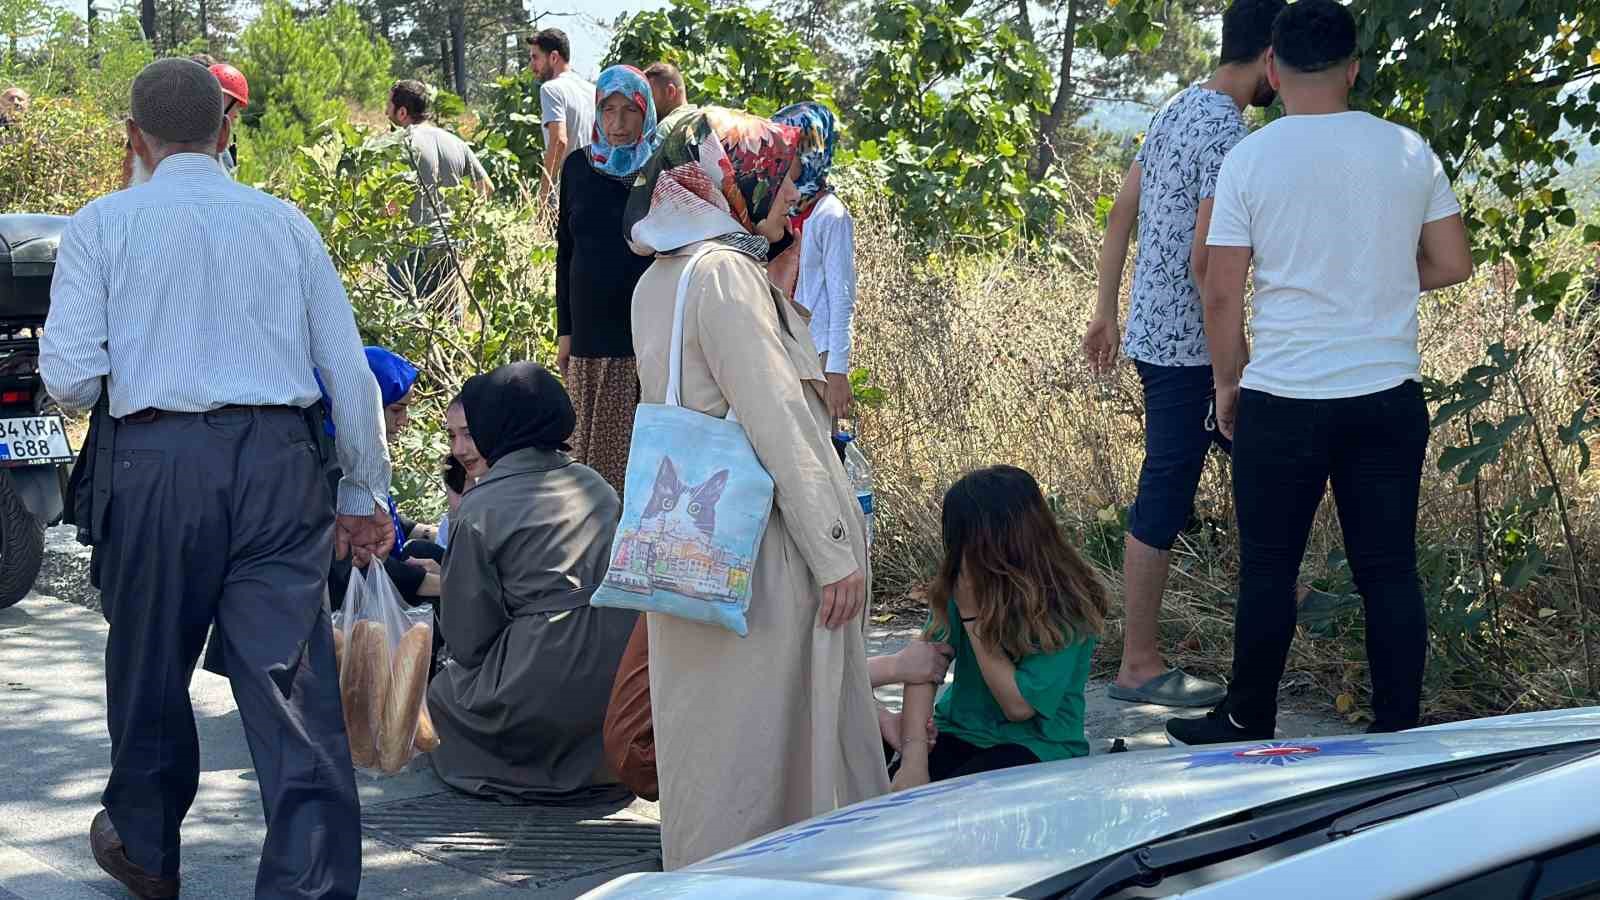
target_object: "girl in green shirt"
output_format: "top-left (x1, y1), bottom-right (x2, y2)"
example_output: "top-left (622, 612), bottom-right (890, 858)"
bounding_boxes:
top-left (891, 465), bottom-right (1111, 789)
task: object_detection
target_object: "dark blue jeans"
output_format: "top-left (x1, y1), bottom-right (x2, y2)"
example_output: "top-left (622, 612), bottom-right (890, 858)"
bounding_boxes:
top-left (1128, 362), bottom-right (1231, 551)
top-left (1224, 380), bottom-right (1430, 733)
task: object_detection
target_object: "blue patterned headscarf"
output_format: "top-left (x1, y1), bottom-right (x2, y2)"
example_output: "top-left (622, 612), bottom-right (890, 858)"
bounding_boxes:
top-left (772, 101), bottom-right (837, 202)
top-left (588, 65), bottom-right (661, 181)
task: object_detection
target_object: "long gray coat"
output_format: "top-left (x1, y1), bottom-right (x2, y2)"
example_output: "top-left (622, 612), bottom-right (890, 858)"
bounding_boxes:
top-left (427, 447), bottom-right (637, 800)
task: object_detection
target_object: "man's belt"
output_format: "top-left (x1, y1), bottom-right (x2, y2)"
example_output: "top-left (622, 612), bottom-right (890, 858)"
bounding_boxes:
top-left (118, 404), bottom-right (295, 424)
top-left (115, 403), bottom-right (332, 469)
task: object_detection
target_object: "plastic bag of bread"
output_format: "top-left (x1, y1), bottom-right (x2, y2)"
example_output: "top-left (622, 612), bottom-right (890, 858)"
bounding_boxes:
top-left (338, 562), bottom-right (434, 774)
top-left (331, 610), bottom-right (346, 674)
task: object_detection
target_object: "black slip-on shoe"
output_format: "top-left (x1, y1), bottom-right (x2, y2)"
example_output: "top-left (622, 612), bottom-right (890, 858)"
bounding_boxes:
top-left (1166, 707), bottom-right (1274, 747)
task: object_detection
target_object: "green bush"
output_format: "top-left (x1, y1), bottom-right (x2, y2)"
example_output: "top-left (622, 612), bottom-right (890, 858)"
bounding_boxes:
top-left (235, 0), bottom-right (393, 184)
top-left (474, 68), bottom-right (547, 194)
top-left (279, 122), bottom-right (558, 516)
top-left (0, 95), bottom-right (124, 215)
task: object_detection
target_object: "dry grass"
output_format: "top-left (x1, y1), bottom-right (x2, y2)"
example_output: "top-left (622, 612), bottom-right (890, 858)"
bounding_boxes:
top-left (850, 193), bottom-right (1600, 723)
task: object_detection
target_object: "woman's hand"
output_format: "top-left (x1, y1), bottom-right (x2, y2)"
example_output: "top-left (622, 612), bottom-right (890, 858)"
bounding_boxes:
top-left (406, 558), bottom-right (441, 576)
top-left (895, 641), bottom-right (954, 684)
top-left (818, 568), bottom-right (866, 630)
top-left (557, 335), bottom-right (572, 380)
top-left (416, 573), bottom-right (441, 598)
top-left (824, 372), bottom-right (851, 421)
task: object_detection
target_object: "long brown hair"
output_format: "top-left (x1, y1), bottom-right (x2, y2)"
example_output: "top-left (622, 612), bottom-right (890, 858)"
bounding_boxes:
top-left (928, 466), bottom-right (1110, 661)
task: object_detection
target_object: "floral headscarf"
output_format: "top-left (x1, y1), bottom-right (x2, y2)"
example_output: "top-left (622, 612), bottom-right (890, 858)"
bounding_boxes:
top-left (771, 101), bottom-right (837, 203)
top-left (589, 65), bottom-right (661, 182)
top-left (624, 106), bottom-right (802, 260)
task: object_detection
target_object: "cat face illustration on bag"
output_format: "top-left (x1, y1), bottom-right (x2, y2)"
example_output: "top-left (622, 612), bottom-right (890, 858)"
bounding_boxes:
top-left (589, 243), bottom-right (778, 636)
top-left (602, 448), bottom-right (760, 619)
top-left (641, 458), bottom-right (729, 540)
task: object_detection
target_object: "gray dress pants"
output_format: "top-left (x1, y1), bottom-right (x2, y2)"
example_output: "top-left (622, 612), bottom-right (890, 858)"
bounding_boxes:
top-left (95, 406), bottom-right (360, 899)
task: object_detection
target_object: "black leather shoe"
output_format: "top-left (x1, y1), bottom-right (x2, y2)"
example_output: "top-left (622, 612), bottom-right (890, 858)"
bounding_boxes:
top-left (89, 810), bottom-right (179, 899)
top-left (1166, 707), bottom-right (1274, 746)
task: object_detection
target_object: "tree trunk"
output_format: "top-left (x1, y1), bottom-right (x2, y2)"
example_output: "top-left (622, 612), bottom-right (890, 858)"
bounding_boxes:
top-left (140, 0), bottom-right (157, 42)
top-left (1014, 0), bottom-right (1034, 41)
top-left (167, 0), bottom-right (177, 52)
top-left (440, 38), bottom-right (451, 89)
top-left (376, 1), bottom-right (393, 49)
top-left (1030, 0), bottom-right (1078, 179)
top-left (197, 0), bottom-right (208, 48)
top-left (449, 4), bottom-right (467, 96)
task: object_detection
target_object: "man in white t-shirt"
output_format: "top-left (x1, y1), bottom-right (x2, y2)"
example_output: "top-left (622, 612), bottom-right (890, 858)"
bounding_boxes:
top-left (528, 28), bottom-right (595, 198)
top-left (1167, 0), bottom-right (1473, 747)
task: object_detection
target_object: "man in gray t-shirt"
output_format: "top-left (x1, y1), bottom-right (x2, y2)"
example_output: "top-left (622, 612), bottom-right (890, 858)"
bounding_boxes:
top-left (385, 79), bottom-right (491, 299)
top-left (527, 28), bottom-right (595, 197)
top-left (1081, 0), bottom-right (1283, 711)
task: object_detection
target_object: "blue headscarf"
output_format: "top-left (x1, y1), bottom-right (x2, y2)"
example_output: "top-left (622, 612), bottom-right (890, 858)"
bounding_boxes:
top-left (316, 347), bottom-right (419, 437)
top-left (588, 65), bottom-right (661, 181)
top-left (315, 347), bottom-right (419, 555)
top-left (364, 346), bottom-right (420, 408)
top-left (772, 101), bottom-right (837, 202)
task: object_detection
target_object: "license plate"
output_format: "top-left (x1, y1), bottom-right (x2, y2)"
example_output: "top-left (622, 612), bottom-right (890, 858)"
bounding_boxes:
top-left (0, 415), bottom-right (74, 466)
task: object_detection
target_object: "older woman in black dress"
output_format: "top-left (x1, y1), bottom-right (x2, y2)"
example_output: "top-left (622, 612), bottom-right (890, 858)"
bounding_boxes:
top-left (555, 64), bottom-right (661, 495)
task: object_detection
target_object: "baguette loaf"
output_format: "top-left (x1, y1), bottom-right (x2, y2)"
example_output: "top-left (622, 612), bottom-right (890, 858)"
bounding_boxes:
top-left (340, 620), bottom-right (390, 769)
top-left (378, 623), bottom-right (433, 773)
top-left (332, 623), bottom-right (346, 674)
top-left (413, 699), bottom-right (440, 754)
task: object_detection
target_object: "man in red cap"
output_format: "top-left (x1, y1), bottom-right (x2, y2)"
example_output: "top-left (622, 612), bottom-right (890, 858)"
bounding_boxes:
top-left (209, 62), bottom-right (248, 176)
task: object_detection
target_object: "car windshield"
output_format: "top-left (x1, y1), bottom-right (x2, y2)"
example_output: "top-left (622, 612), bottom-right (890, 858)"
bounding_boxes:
top-left (1019, 741), bottom-right (1600, 900)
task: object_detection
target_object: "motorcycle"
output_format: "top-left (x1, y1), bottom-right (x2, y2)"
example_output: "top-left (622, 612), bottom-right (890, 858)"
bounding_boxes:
top-left (0, 214), bottom-right (76, 608)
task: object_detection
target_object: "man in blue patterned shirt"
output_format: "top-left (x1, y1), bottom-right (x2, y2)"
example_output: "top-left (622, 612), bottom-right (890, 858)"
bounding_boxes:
top-left (1082, 0), bottom-right (1283, 709)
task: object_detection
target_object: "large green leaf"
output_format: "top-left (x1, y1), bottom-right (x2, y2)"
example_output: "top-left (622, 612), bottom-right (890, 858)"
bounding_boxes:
top-left (1438, 416), bottom-right (1529, 484)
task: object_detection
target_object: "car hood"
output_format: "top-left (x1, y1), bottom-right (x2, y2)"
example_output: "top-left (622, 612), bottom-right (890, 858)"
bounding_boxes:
top-left (628, 709), bottom-right (1600, 899)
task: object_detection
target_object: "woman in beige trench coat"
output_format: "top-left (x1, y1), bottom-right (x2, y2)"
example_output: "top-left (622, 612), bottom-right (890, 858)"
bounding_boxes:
top-left (624, 107), bottom-right (889, 869)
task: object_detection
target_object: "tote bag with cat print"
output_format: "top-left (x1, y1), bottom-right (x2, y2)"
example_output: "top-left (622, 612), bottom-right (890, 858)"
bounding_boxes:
top-left (589, 245), bottom-right (775, 636)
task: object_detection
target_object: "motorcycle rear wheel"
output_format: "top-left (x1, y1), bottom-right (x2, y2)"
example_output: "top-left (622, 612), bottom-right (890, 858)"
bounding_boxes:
top-left (0, 470), bottom-right (45, 609)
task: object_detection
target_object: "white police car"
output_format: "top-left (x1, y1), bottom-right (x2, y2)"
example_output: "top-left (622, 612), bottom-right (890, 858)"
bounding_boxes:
top-left (582, 707), bottom-right (1600, 899)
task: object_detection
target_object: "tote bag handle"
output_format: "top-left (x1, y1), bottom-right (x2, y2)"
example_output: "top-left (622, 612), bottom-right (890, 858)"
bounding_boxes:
top-left (665, 244), bottom-right (740, 423)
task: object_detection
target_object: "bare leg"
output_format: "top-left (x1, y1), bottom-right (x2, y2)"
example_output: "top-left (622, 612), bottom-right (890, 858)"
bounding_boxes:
top-left (890, 682), bottom-right (936, 791)
top-left (1117, 533), bottom-right (1173, 689)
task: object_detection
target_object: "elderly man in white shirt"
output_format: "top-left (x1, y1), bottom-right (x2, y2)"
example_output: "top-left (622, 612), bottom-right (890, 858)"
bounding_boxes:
top-left (41, 59), bottom-right (392, 900)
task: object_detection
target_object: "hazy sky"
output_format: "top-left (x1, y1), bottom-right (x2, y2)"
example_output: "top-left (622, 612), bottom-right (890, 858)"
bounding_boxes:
top-left (39, 0), bottom-right (666, 79)
top-left (551, 0), bottom-right (665, 77)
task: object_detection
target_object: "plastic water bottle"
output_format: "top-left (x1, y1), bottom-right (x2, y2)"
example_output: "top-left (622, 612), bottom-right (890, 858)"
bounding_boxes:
top-left (838, 434), bottom-right (875, 548)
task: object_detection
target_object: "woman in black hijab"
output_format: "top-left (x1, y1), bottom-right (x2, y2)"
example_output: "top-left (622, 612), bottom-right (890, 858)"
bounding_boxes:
top-left (456, 361), bottom-right (577, 464)
top-left (427, 362), bottom-right (639, 799)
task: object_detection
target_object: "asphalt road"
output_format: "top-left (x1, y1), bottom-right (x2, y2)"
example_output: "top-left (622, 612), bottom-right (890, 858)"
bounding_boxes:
top-left (1, 528), bottom-right (1350, 899)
